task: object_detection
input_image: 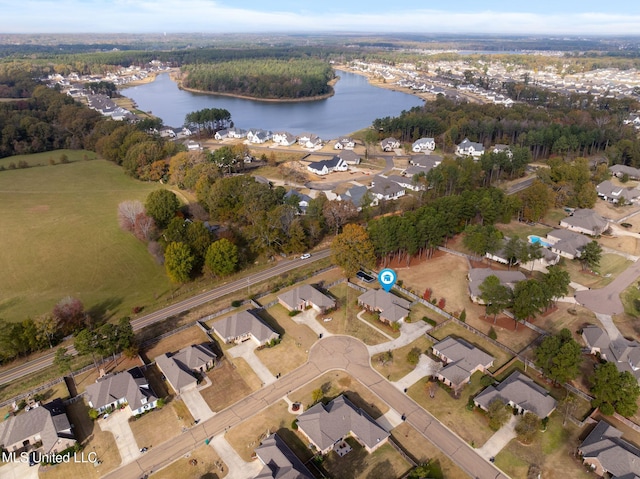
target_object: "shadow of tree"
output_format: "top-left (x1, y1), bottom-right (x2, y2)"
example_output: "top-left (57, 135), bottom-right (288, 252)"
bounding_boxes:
top-left (87, 297), bottom-right (123, 323)
top-left (366, 458), bottom-right (394, 479)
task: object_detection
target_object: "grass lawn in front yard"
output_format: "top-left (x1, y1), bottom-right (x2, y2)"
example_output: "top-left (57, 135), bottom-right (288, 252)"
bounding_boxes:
top-left (321, 437), bottom-right (412, 479)
top-left (359, 310), bottom-right (401, 338)
top-left (621, 281), bottom-right (640, 319)
top-left (390, 423), bottom-right (465, 479)
top-left (289, 371), bottom-right (389, 419)
top-left (149, 445), bottom-right (227, 479)
top-left (562, 254), bottom-right (632, 289)
top-left (321, 284), bottom-right (389, 345)
top-left (429, 322), bottom-right (514, 372)
top-left (200, 358), bottom-right (257, 412)
top-left (408, 372), bottom-right (494, 448)
top-left (495, 413), bottom-right (591, 479)
top-left (372, 336), bottom-right (433, 382)
top-left (129, 399), bottom-right (193, 448)
top-left (226, 400), bottom-right (309, 462)
top-left (599, 234), bottom-right (640, 256)
top-left (39, 401), bottom-right (121, 479)
top-left (254, 305), bottom-right (318, 375)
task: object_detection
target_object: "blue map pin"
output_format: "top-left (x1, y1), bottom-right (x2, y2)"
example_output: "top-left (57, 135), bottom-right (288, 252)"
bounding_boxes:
top-left (378, 268), bottom-right (397, 292)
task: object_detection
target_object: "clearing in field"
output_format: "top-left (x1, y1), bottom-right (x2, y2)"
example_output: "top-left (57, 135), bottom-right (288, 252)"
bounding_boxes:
top-left (0, 159), bottom-right (172, 322)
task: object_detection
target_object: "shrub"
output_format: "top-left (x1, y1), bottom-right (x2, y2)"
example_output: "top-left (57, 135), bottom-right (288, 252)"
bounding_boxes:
top-left (17, 160), bottom-right (29, 168)
top-left (88, 408), bottom-right (99, 420)
top-left (438, 298), bottom-right (446, 309)
top-left (288, 310), bottom-right (301, 316)
top-left (459, 309), bottom-right (466, 322)
top-left (407, 347), bottom-right (421, 365)
top-left (480, 375), bottom-right (494, 387)
top-left (515, 413), bottom-right (540, 444)
top-left (488, 327), bottom-right (498, 340)
top-left (291, 419), bottom-right (298, 430)
top-left (231, 300), bottom-right (242, 308)
top-left (157, 398), bottom-right (165, 408)
top-left (132, 306), bottom-right (143, 314)
top-left (634, 298), bottom-right (640, 313)
top-left (391, 321), bottom-right (400, 332)
top-left (421, 316), bottom-right (437, 327)
top-left (59, 154), bottom-right (69, 164)
top-left (423, 288), bottom-right (432, 301)
top-left (466, 396), bottom-right (475, 411)
top-left (621, 222), bottom-right (632, 228)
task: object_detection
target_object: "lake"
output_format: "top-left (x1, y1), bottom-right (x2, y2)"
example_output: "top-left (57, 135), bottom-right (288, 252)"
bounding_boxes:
top-left (122, 70), bottom-right (424, 139)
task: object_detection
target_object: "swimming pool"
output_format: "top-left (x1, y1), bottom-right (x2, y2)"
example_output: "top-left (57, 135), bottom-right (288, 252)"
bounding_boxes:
top-left (528, 235), bottom-right (552, 248)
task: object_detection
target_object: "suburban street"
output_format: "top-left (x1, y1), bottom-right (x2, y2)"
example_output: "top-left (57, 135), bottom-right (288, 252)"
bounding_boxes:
top-left (102, 336), bottom-right (508, 479)
top-left (0, 249), bottom-right (331, 387)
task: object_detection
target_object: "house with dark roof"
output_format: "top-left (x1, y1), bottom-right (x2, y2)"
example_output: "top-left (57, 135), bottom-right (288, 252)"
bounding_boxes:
top-left (298, 133), bottom-right (323, 149)
top-left (409, 154), bottom-right (442, 169)
top-left (386, 174), bottom-right (425, 191)
top-left (307, 156), bottom-right (348, 176)
top-left (254, 433), bottom-right (314, 479)
top-left (582, 325), bottom-right (640, 382)
top-left (474, 371), bottom-right (557, 418)
top-left (214, 129), bottom-right (229, 140)
top-left (456, 138), bottom-right (485, 158)
top-left (211, 310), bottom-right (279, 346)
top-left (578, 420), bottom-right (640, 478)
top-left (85, 367), bottom-right (158, 416)
top-left (336, 150), bottom-right (361, 165)
top-left (357, 289), bottom-right (411, 324)
top-left (370, 178), bottom-right (406, 201)
top-left (296, 395), bottom-right (389, 455)
top-left (0, 399), bottom-right (75, 454)
top-left (560, 209), bottom-right (609, 236)
top-left (155, 344), bottom-right (217, 394)
top-left (597, 180), bottom-right (640, 204)
top-left (284, 190), bottom-right (312, 214)
top-left (339, 184), bottom-right (377, 210)
top-left (467, 268), bottom-right (526, 304)
top-left (278, 284), bottom-right (336, 314)
top-left (412, 137), bottom-right (436, 153)
top-left (380, 137), bottom-right (400, 152)
top-left (546, 229), bottom-right (592, 260)
top-left (247, 129), bottom-right (273, 144)
top-left (610, 164), bottom-right (640, 181)
top-left (432, 337), bottom-right (494, 389)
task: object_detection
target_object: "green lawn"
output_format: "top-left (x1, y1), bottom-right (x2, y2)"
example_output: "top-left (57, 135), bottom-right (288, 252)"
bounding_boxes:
top-left (0, 159), bottom-right (172, 321)
top-left (496, 221), bottom-right (553, 240)
top-left (0, 149), bottom-right (97, 168)
top-left (562, 253), bottom-right (631, 289)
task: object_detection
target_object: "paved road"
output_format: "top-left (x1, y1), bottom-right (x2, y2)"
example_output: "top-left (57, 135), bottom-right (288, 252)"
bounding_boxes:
top-left (0, 250), bottom-right (331, 387)
top-left (102, 336), bottom-right (507, 479)
top-left (575, 259), bottom-right (640, 315)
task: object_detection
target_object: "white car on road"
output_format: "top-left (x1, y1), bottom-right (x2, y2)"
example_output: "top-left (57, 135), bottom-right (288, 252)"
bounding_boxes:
top-left (300, 253), bottom-right (311, 260)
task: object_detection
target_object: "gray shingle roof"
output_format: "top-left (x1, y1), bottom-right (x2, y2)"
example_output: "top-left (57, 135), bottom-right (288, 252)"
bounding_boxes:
top-left (296, 395), bottom-right (389, 452)
top-left (547, 229), bottom-right (592, 257)
top-left (278, 284), bottom-right (336, 311)
top-left (467, 268), bottom-right (526, 300)
top-left (357, 289), bottom-right (411, 323)
top-left (254, 433), bottom-right (314, 479)
top-left (433, 336), bottom-right (494, 384)
top-left (474, 371), bottom-right (557, 418)
top-left (560, 209), bottom-right (609, 235)
top-left (85, 367), bottom-right (156, 413)
top-left (610, 164), bottom-right (640, 179)
top-left (580, 421), bottom-right (640, 478)
top-left (155, 344), bottom-right (216, 393)
top-left (211, 310), bottom-right (279, 344)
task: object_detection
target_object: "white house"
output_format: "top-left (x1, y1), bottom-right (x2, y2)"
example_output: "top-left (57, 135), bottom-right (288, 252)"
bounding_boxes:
top-left (307, 156), bottom-right (348, 176)
top-left (381, 137), bottom-right (400, 152)
top-left (227, 127), bottom-right (247, 139)
top-left (492, 144), bottom-right (513, 158)
top-left (214, 129), bottom-right (228, 140)
top-left (298, 133), bottom-right (323, 148)
top-left (272, 131), bottom-right (297, 146)
top-left (334, 137), bottom-right (356, 150)
top-left (412, 137), bottom-right (436, 153)
top-left (370, 178), bottom-right (406, 201)
top-left (456, 138), bottom-right (485, 158)
top-left (247, 129), bottom-right (273, 144)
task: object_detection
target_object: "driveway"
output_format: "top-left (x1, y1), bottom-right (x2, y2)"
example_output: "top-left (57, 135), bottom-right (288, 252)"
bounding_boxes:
top-left (476, 416), bottom-right (517, 460)
top-left (209, 435), bottom-right (262, 479)
top-left (392, 354), bottom-right (438, 391)
top-left (227, 341), bottom-right (277, 386)
top-left (291, 309), bottom-right (331, 337)
top-left (181, 388), bottom-right (214, 422)
top-left (0, 457), bottom-right (39, 479)
top-left (100, 410), bottom-right (141, 465)
top-left (367, 318), bottom-right (432, 355)
top-left (575, 259), bottom-right (640, 314)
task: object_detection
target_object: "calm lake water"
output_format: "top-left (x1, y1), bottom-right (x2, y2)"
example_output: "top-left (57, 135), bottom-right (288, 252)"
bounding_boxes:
top-left (122, 70), bottom-right (424, 139)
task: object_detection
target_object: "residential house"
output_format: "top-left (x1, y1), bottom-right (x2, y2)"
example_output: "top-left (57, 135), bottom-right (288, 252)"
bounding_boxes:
top-left (159, 126), bottom-right (176, 138)
top-left (467, 268), bottom-right (526, 304)
top-left (186, 140), bottom-right (202, 151)
top-left (214, 129), bottom-right (229, 140)
top-left (298, 133), bottom-right (322, 149)
top-left (582, 325), bottom-right (640, 382)
top-left (340, 184), bottom-right (377, 210)
top-left (357, 289), bottom-right (411, 324)
top-left (278, 284), bottom-right (336, 314)
top-left (307, 156), bottom-right (348, 176)
top-left (432, 337), bottom-right (495, 389)
top-left (386, 174), bottom-right (425, 191)
top-left (284, 190), bottom-right (312, 214)
top-left (560, 209), bottom-right (609, 236)
top-left (370, 178), bottom-right (406, 201)
top-left (0, 399), bottom-right (75, 454)
top-left (546, 229), bottom-right (592, 260)
top-left (247, 129), bottom-right (273, 144)
top-left (597, 180), bottom-right (640, 204)
top-left (227, 127), bottom-right (247, 139)
top-left (336, 150), bottom-right (361, 165)
top-left (254, 433), bottom-right (314, 479)
top-left (610, 164), bottom-right (640, 180)
top-left (492, 144), bottom-right (513, 158)
top-left (211, 310), bottom-right (279, 346)
top-left (485, 236), bottom-right (516, 265)
top-left (380, 137), bottom-right (400, 152)
top-left (456, 138), bottom-right (485, 158)
top-left (474, 371), bottom-right (557, 418)
top-left (578, 420), bottom-right (640, 478)
top-left (85, 367), bottom-right (158, 416)
top-left (272, 131), bottom-right (297, 147)
top-left (520, 247), bottom-right (560, 270)
top-left (334, 138), bottom-right (356, 150)
top-left (409, 155), bottom-right (442, 169)
top-left (411, 137), bottom-right (436, 153)
top-left (155, 344), bottom-right (217, 394)
top-left (296, 395), bottom-right (389, 455)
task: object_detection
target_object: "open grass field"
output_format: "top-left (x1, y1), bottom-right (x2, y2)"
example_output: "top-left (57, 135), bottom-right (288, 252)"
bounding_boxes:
top-left (322, 438), bottom-right (412, 479)
top-left (562, 253), bottom-right (632, 289)
top-left (0, 159), bottom-right (173, 322)
top-left (254, 305), bottom-right (318, 375)
top-left (149, 445), bottom-right (227, 479)
top-left (0, 149), bottom-right (97, 168)
top-left (372, 335), bottom-right (433, 382)
top-left (495, 414), bottom-right (591, 479)
top-left (408, 372), bottom-right (494, 448)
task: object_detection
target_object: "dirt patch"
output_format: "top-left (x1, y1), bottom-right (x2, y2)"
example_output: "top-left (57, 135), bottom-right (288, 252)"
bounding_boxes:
top-left (200, 358), bottom-right (254, 411)
top-left (478, 314), bottom-right (518, 331)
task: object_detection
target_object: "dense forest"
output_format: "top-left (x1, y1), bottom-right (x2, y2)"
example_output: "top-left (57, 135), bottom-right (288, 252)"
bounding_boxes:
top-left (372, 96), bottom-right (640, 164)
top-left (181, 58), bottom-right (335, 99)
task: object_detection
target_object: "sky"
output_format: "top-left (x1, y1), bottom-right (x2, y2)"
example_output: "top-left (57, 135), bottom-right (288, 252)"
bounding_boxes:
top-left (1, 0), bottom-right (640, 35)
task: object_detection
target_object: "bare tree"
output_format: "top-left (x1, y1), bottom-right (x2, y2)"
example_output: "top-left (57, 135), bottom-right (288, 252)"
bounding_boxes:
top-left (133, 212), bottom-right (157, 241)
top-left (323, 200), bottom-right (358, 234)
top-left (118, 200), bottom-right (144, 232)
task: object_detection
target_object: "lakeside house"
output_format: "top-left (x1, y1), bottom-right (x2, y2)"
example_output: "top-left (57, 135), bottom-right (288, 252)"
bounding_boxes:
top-left (307, 156), bottom-right (348, 176)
